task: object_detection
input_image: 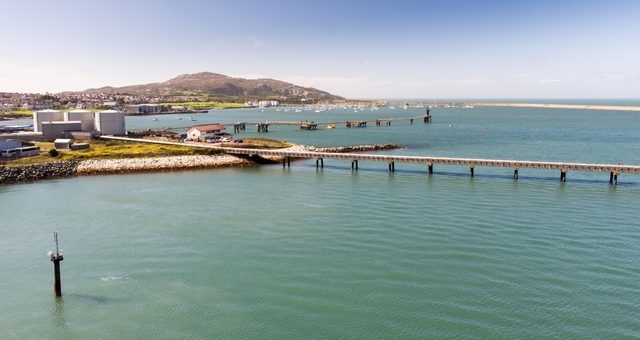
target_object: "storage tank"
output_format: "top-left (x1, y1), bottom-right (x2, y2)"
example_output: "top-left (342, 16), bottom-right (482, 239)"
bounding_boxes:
top-left (33, 109), bottom-right (64, 133)
top-left (95, 109), bottom-right (126, 135)
top-left (65, 109), bottom-right (95, 132)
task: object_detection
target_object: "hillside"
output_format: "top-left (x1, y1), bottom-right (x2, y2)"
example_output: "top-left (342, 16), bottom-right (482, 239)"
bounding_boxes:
top-left (82, 72), bottom-right (343, 102)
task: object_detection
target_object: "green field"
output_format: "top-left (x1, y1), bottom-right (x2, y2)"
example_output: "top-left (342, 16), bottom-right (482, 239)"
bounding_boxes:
top-left (3, 138), bottom-right (292, 166)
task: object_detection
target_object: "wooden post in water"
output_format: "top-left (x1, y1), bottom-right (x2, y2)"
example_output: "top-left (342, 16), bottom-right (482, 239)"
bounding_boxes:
top-left (609, 171), bottom-right (618, 185)
top-left (428, 163), bottom-right (433, 175)
top-left (513, 168), bottom-right (519, 179)
top-left (48, 232), bottom-right (64, 298)
top-left (351, 160), bottom-right (358, 171)
top-left (560, 168), bottom-right (568, 182)
top-left (424, 108), bottom-right (432, 123)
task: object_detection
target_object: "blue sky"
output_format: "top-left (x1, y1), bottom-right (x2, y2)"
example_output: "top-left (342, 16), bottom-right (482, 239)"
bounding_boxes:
top-left (1, 0), bottom-right (638, 98)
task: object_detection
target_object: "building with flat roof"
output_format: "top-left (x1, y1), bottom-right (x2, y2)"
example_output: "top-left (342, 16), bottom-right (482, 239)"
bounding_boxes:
top-left (186, 124), bottom-right (226, 141)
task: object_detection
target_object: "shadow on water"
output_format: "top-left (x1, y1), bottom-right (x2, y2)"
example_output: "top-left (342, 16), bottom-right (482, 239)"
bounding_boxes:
top-left (50, 293), bottom-right (126, 331)
top-left (52, 297), bottom-right (67, 330)
top-left (301, 163), bottom-right (640, 187)
top-left (64, 292), bottom-right (124, 304)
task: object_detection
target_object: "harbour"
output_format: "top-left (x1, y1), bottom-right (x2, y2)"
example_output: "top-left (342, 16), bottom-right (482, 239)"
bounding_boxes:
top-left (2, 104), bottom-right (640, 338)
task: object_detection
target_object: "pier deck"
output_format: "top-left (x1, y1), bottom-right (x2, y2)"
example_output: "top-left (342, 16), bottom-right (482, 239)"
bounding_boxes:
top-left (99, 136), bottom-right (640, 184)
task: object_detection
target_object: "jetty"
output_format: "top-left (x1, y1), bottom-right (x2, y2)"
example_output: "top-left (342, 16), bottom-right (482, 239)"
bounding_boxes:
top-left (99, 136), bottom-right (640, 185)
top-left (246, 112), bottom-right (430, 132)
top-left (223, 148), bottom-right (637, 184)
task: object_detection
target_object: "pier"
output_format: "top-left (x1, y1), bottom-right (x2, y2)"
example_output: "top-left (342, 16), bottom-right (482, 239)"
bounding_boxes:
top-left (234, 111), bottom-right (432, 133)
top-left (99, 136), bottom-right (639, 185)
top-left (222, 147), bottom-right (638, 185)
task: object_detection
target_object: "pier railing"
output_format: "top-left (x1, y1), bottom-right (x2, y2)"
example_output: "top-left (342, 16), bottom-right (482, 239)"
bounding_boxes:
top-left (222, 147), bottom-right (638, 184)
top-left (99, 136), bottom-right (639, 184)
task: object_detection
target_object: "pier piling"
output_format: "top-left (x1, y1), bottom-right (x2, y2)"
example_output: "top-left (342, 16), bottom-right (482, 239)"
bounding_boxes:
top-left (470, 166), bottom-right (475, 177)
top-left (351, 160), bottom-right (358, 171)
top-left (388, 162), bottom-right (395, 173)
top-left (316, 158), bottom-right (324, 169)
top-left (560, 169), bottom-right (567, 182)
top-left (513, 169), bottom-right (519, 179)
top-left (609, 171), bottom-right (618, 185)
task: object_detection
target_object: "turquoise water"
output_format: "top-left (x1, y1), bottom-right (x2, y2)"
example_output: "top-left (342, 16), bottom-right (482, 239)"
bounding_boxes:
top-left (2, 105), bottom-right (640, 338)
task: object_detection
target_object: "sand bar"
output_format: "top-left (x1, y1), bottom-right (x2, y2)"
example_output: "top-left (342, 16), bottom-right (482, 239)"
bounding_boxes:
top-left (472, 102), bottom-right (640, 112)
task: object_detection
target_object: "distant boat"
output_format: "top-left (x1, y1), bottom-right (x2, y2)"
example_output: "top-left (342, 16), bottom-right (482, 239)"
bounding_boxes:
top-left (152, 118), bottom-right (158, 121)
top-left (177, 117), bottom-right (183, 120)
top-left (327, 124), bottom-right (336, 129)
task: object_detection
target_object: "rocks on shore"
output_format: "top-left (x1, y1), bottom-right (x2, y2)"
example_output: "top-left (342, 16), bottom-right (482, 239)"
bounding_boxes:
top-left (0, 144), bottom-right (404, 184)
top-left (0, 161), bottom-right (79, 183)
top-left (0, 155), bottom-right (252, 184)
top-left (75, 155), bottom-right (252, 174)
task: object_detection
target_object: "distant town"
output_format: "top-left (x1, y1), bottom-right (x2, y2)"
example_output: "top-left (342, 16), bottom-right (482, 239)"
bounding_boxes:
top-left (0, 91), bottom-right (240, 113)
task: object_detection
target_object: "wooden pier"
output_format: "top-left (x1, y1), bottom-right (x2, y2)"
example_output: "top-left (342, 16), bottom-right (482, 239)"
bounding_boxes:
top-left (99, 136), bottom-right (638, 185)
top-left (230, 111), bottom-right (432, 133)
top-left (223, 147), bottom-right (638, 185)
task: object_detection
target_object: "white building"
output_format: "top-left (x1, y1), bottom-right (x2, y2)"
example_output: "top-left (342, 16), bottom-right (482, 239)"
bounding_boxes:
top-left (125, 104), bottom-right (164, 114)
top-left (33, 109), bottom-right (64, 133)
top-left (186, 124), bottom-right (226, 141)
top-left (258, 100), bottom-right (279, 108)
top-left (95, 109), bottom-right (126, 135)
top-left (65, 109), bottom-right (95, 132)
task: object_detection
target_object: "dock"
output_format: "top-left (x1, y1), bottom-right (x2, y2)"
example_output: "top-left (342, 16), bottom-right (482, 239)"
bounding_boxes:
top-left (99, 136), bottom-right (640, 185)
top-left (223, 148), bottom-right (637, 184)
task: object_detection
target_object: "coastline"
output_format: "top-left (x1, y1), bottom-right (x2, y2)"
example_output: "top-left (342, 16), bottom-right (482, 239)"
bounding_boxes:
top-left (75, 154), bottom-right (254, 174)
top-left (471, 102), bottom-right (640, 112)
top-left (0, 144), bottom-right (401, 184)
top-left (0, 154), bottom-right (253, 184)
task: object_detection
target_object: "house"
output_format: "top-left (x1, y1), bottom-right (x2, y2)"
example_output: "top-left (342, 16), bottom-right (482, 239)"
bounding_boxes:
top-left (186, 124), bottom-right (227, 141)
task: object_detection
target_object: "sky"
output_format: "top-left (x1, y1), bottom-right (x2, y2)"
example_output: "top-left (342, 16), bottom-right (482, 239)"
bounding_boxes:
top-left (1, 0), bottom-right (639, 99)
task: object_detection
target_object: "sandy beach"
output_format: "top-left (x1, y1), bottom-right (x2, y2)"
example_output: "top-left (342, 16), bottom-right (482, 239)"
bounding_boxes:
top-left (472, 102), bottom-right (640, 112)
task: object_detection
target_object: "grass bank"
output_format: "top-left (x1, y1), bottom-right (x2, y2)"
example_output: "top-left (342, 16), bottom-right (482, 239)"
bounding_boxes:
top-left (3, 138), bottom-right (293, 166)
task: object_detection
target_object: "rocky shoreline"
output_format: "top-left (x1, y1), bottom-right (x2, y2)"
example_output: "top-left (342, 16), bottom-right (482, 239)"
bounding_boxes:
top-left (0, 144), bottom-right (402, 184)
top-left (0, 161), bottom-right (79, 183)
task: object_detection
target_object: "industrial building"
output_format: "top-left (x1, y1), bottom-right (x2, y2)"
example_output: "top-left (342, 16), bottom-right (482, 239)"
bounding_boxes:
top-left (32, 109), bottom-right (126, 141)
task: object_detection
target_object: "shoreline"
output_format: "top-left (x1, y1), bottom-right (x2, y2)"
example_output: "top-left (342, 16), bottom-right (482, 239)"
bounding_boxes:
top-left (471, 102), bottom-right (640, 112)
top-left (0, 144), bottom-right (401, 184)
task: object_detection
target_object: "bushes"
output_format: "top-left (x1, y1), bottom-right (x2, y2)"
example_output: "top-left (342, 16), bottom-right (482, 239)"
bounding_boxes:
top-left (48, 149), bottom-right (59, 157)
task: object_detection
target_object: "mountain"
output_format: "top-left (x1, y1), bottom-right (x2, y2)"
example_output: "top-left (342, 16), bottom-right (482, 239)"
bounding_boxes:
top-left (82, 72), bottom-right (344, 101)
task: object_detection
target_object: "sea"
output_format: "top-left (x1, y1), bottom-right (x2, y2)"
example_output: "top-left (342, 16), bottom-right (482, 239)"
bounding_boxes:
top-left (2, 101), bottom-right (639, 339)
